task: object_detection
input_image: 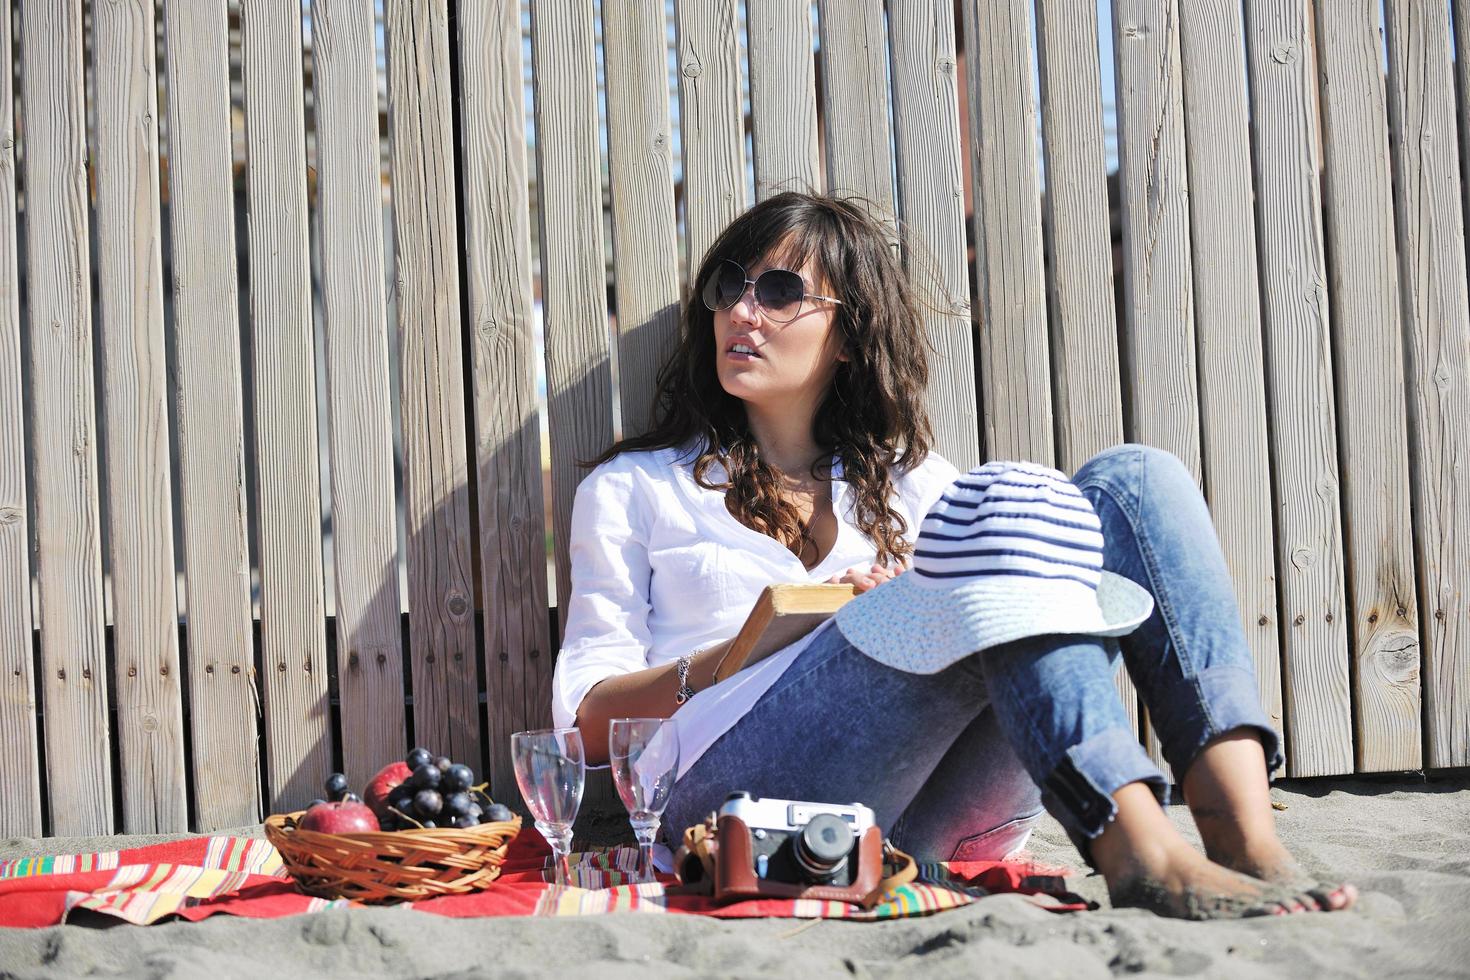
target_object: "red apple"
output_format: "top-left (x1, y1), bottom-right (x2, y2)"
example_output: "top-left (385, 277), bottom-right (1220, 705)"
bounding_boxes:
top-left (298, 800), bottom-right (380, 834)
top-left (364, 761), bottom-right (412, 819)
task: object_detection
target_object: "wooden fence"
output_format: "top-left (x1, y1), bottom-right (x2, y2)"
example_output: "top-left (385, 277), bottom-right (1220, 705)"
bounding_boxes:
top-left (2, 0), bottom-right (1467, 838)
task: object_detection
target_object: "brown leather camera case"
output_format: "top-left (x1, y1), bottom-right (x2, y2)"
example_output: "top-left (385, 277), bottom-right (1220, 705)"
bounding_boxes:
top-left (713, 814), bottom-right (885, 906)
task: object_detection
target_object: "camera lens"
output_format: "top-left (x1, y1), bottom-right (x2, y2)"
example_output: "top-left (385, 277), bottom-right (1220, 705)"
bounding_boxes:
top-left (792, 813), bottom-right (851, 882)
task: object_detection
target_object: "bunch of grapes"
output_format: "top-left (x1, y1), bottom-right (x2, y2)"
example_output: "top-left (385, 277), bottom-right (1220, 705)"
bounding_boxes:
top-left (379, 747), bottom-right (514, 831)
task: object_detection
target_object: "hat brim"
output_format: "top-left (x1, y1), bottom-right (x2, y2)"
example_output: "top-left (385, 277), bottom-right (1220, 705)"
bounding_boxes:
top-left (833, 570), bottom-right (1154, 674)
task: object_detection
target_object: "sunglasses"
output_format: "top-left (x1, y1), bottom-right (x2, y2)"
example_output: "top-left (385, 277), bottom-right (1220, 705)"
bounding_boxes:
top-left (700, 259), bottom-right (843, 324)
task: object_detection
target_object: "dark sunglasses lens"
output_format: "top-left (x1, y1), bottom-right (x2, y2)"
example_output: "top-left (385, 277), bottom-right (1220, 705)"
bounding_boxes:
top-left (701, 260), bottom-right (747, 311)
top-left (754, 270), bottom-right (806, 321)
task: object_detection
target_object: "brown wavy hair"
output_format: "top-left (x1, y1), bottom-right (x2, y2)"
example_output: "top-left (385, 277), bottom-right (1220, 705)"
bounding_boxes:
top-left (597, 192), bottom-right (934, 566)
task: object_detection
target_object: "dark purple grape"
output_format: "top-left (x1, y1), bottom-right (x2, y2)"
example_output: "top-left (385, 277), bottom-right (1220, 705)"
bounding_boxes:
top-left (466, 803), bottom-right (483, 822)
top-left (482, 803), bottom-right (514, 824)
top-left (413, 788), bottom-right (444, 817)
top-left (406, 747), bottom-right (433, 770)
top-left (387, 788), bottom-right (414, 813)
top-left (324, 772), bottom-right (349, 801)
top-left (341, 792), bottom-right (362, 804)
top-left (443, 764), bottom-right (474, 792)
top-left (308, 798), bottom-right (327, 809)
top-left (452, 815), bottom-right (479, 830)
top-left (410, 763), bottom-right (442, 790)
top-left (445, 792), bottom-right (472, 817)
top-left (420, 819), bottom-right (438, 830)
top-left (434, 756), bottom-right (453, 773)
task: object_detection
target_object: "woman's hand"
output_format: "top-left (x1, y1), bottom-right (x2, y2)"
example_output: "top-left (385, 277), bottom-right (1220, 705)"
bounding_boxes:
top-left (826, 563), bottom-right (905, 594)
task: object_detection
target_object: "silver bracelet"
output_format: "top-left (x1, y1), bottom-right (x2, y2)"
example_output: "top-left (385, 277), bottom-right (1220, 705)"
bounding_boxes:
top-left (674, 655), bottom-right (696, 705)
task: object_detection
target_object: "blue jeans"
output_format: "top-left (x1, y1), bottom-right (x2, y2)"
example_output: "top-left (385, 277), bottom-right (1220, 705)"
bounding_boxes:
top-left (664, 445), bottom-right (1283, 862)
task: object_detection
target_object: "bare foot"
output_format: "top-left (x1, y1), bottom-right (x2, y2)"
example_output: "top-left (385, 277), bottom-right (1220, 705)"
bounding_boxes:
top-left (1104, 833), bottom-right (1303, 920)
top-left (1180, 733), bottom-right (1357, 912)
top-left (1200, 833), bottom-right (1357, 912)
top-left (1094, 782), bottom-right (1354, 919)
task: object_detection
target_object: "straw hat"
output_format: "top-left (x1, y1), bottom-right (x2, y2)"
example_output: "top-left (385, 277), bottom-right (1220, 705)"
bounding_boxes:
top-left (834, 460), bottom-right (1154, 673)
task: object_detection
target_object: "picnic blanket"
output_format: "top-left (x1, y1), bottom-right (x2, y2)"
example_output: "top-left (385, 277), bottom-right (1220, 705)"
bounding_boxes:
top-left (0, 829), bottom-right (1089, 928)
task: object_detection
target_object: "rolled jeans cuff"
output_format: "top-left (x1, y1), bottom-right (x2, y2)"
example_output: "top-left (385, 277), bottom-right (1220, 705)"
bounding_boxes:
top-left (1041, 725), bottom-right (1168, 864)
top-left (1155, 664), bottom-right (1284, 781)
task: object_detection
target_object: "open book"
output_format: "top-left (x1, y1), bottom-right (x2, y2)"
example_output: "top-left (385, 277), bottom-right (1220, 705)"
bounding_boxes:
top-left (713, 583), bottom-right (859, 683)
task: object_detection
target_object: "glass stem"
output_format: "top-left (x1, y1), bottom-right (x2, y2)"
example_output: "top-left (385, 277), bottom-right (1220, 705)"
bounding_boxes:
top-left (539, 822), bottom-right (575, 887)
top-left (633, 819), bottom-right (660, 883)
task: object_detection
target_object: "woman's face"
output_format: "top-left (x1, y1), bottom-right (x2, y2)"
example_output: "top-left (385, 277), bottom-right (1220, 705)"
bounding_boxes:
top-left (710, 254), bottom-right (847, 412)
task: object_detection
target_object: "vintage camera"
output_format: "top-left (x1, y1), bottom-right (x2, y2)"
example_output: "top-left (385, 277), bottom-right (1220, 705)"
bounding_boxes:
top-left (702, 791), bottom-right (886, 905)
top-left (719, 792), bottom-right (875, 886)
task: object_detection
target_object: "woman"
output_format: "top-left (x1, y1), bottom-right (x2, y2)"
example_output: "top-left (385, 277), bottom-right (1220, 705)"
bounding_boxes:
top-left (551, 192), bottom-right (1354, 919)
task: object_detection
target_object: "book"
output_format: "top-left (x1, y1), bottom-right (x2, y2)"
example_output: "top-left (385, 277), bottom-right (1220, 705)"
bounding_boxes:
top-left (713, 583), bottom-right (859, 683)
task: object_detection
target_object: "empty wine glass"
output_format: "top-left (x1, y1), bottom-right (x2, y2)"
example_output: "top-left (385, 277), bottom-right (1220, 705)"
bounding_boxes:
top-left (609, 718), bottom-right (680, 883)
top-left (511, 727), bottom-right (586, 887)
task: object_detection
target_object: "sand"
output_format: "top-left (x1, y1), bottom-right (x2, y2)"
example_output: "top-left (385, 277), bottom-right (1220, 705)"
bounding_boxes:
top-left (2, 775), bottom-right (1468, 979)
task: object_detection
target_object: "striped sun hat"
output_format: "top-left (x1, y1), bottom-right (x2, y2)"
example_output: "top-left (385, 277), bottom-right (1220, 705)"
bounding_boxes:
top-left (834, 460), bottom-right (1154, 673)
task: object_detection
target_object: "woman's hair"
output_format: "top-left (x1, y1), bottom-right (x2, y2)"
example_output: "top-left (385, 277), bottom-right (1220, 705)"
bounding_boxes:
top-left (597, 191), bottom-right (934, 566)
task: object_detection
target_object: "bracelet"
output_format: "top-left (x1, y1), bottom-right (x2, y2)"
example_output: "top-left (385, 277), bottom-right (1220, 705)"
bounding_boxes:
top-left (674, 655), bottom-right (696, 705)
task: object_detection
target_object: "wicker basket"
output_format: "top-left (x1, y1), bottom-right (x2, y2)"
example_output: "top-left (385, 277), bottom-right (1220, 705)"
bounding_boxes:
top-left (264, 810), bottom-right (522, 903)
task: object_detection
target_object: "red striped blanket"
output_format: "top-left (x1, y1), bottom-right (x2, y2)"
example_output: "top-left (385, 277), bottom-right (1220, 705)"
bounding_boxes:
top-left (0, 829), bottom-right (1088, 927)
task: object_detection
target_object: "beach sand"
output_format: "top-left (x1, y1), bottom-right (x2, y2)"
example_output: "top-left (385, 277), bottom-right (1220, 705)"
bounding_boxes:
top-left (2, 775), bottom-right (1467, 979)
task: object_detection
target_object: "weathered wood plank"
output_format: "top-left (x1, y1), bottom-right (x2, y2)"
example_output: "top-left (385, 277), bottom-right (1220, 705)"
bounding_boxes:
top-left (92, 0), bottom-right (188, 832)
top-left (457, 0), bottom-right (552, 801)
top-left (959, 0), bottom-right (1052, 465)
top-left (311, 0), bottom-right (407, 785)
top-left (1243, 0), bottom-right (1353, 777)
top-left (602, 0), bottom-right (681, 439)
top-left (817, 0), bottom-right (894, 214)
top-left (675, 0), bottom-right (746, 274)
top-left (887, 0), bottom-right (979, 470)
top-left (1178, 0), bottom-right (1285, 745)
top-left (1111, 0), bottom-right (1200, 481)
top-left (20, 0), bottom-right (113, 836)
top-left (239, 0), bottom-right (333, 815)
top-left (0, 0), bottom-right (42, 838)
top-left (1383, 0), bottom-right (1470, 769)
top-left (747, 0), bottom-right (820, 199)
top-left (1316, 0), bottom-right (1422, 773)
top-left (529, 0), bottom-right (615, 638)
top-left (384, 0), bottom-right (480, 766)
top-left (1035, 0), bottom-right (1124, 473)
top-left (161, 0), bottom-right (262, 829)
top-left (1033, 0), bottom-right (1136, 735)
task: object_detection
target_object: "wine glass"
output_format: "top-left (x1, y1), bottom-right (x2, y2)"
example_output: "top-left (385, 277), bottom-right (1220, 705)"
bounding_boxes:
top-left (608, 718), bottom-right (680, 883)
top-left (511, 727), bottom-right (586, 887)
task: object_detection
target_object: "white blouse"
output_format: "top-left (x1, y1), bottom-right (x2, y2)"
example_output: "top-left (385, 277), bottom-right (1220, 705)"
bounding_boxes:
top-left (551, 445), bottom-right (959, 776)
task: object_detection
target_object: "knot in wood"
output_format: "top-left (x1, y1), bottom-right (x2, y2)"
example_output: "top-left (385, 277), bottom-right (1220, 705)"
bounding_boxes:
top-left (447, 593), bottom-right (469, 617)
top-left (142, 715), bottom-right (159, 733)
top-left (1271, 43), bottom-right (1296, 65)
top-left (231, 664), bottom-right (241, 674)
top-left (936, 57), bottom-right (955, 73)
top-left (682, 61), bottom-right (702, 78)
top-left (0, 506), bottom-right (21, 525)
top-left (1290, 547), bottom-right (1314, 569)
